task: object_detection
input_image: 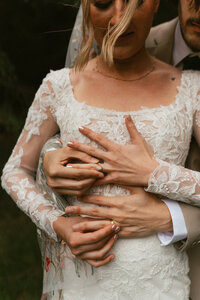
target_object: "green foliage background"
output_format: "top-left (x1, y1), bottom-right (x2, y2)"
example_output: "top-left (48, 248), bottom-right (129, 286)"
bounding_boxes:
top-left (0, 1), bottom-right (177, 299)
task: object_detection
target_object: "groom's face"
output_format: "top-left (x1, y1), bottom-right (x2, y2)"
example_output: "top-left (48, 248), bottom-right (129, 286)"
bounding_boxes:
top-left (179, 0), bottom-right (200, 51)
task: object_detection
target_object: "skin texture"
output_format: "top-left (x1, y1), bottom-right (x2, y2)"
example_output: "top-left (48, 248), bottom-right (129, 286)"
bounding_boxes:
top-left (90, 0), bottom-right (160, 60)
top-left (179, 0), bottom-right (200, 51)
top-left (67, 116), bottom-right (158, 187)
top-left (67, 187), bottom-right (173, 236)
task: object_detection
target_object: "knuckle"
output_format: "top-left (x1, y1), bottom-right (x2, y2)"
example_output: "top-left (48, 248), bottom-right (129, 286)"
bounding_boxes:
top-left (47, 178), bottom-right (56, 189)
top-left (47, 166), bottom-right (58, 177)
top-left (78, 182), bottom-right (85, 189)
top-left (81, 222), bottom-right (87, 231)
top-left (71, 248), bottom-right (79, 256)
top-left (69, 237), bottom-right (77, 248)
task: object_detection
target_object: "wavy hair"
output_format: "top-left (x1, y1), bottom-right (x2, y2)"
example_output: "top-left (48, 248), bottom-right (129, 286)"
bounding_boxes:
top-left (75, 0), bottom-right (139, 70)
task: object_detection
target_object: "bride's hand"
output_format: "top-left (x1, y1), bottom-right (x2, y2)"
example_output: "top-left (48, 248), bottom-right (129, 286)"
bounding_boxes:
top-left (53, 216), bottom-right (119, 267)
top-left (43, 147), bottom-right (104, 195)
top-left (67, 115), bottom-right (158, 187)
top-left (65, 187), bottom-right (173, 238)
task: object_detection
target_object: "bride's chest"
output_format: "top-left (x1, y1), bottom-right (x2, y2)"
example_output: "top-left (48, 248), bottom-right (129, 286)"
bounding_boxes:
top-left (54, 98), bottom-right (194, 165)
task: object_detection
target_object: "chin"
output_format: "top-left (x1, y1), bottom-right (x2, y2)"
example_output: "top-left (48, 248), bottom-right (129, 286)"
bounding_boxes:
top-left (184, 30), bottom-right (200, 52)
top-left (113, 48), bottom-right (137, 61)
top-left (185, 36), bottom-right (200, 52)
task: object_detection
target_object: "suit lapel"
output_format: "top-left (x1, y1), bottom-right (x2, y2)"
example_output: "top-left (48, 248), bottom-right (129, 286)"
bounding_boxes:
top-left (146, 18), bottom-right (179, 65)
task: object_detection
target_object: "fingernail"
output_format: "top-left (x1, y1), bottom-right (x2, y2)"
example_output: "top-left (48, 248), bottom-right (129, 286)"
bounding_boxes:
top-left (66, 207), bottom-right (74, 212)
top-left (110, 254), bottom-right (115, 260)
top-left (114, 234), bottom-right (118, 240)
top-left (91, 158), bottom-right (99, 163)
top-left (67, 141), bottom-right (74, 145)
top-left (79, 126), bottom-right (85, 131)
top-left (98, 173), bottom-right (104, 178)
top-left (66, 164), bottom-right (73, 168)
top-left (115, 226), bottom-right (120, 232)
top-left (115, 226), bottom-right (120, 233)
top-left (112, 225), bottom-right (117, 230)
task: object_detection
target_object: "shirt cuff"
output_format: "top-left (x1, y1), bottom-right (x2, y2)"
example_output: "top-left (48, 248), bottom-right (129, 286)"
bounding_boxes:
top-left (158, 199), bottom-right (187, 246)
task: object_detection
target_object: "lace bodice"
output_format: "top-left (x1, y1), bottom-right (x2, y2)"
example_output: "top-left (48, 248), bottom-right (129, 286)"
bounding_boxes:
top-left (1, 68), bottom-right (200, 242)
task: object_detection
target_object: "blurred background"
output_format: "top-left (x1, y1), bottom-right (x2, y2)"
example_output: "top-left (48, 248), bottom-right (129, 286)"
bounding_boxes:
top-left (0, 1), bottom-right (177, 299)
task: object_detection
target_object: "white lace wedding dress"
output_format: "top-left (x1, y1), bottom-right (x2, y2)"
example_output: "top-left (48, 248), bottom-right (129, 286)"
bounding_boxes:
top-left (2, 67), bottom-right (200, 299)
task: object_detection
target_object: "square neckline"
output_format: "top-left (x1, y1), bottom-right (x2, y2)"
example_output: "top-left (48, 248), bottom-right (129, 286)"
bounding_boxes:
top-left (66, 68), bottom-right (192, 115)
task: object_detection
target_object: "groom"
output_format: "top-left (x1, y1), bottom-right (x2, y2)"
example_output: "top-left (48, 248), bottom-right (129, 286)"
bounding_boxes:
top-left (145, 1), bottom-right (200, 299)
top-left (43, 0), bottom-right (200, 299)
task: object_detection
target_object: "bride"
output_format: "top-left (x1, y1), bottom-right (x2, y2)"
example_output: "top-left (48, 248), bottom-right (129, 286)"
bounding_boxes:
top-left (2, 0), bottom-right (200, 298)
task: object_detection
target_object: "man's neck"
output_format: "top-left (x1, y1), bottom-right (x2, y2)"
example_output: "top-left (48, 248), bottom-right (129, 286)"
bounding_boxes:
top-left (173, 21), bottom-right (193, 69)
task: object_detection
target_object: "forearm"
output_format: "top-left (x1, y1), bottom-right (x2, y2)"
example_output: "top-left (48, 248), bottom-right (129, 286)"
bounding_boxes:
top-left (145, 159), bottom-right (200, 206)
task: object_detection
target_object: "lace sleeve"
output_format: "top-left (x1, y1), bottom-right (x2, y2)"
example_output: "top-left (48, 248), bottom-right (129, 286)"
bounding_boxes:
top-left (65, 6), bottom-right (100, 68)
top-left (1, 73), bottom-right (65, 241)
top-left (145, 88), bottom-right (200, 207)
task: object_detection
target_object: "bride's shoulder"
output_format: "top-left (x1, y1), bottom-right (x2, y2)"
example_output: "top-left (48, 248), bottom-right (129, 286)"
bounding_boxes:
top-left (43, 67), bottom-right (71, 87)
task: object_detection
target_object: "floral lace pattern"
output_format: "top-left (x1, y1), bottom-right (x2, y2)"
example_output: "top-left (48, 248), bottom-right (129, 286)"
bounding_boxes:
top-left (1, 74), bottom-right (64, 241)
top-left (2, 67), bottom-right (200, 299)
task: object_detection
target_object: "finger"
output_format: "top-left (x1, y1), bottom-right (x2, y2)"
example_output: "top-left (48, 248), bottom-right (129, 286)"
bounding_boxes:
top-left (62, 147), bottom-right (99, 164)
top-left (65, 165), bottom-right (104, 179)
top-left (78, 194), bottom-right (118, 207)
top-left (79, 126), bottom-right (116, 150)
top-left (53, 188), bottom-right (91, 196)
top-left (94, 174), bottom-right (115, 186)
top-left (66, 163), bottom-right (103, 172)
top-left (70, 234), bottom-right (112, 256)
top-left (49, 178), bottom-right (95, 191)
top-left (125, 115), bottom-right (142, 143)
top-left (65, 205), bottom-right (115, 220)
top-left (73, 219), bottom-right (114, 232)
top-left (67, 141), bottom-right (107, 161)
top-left (70, 224), bottom-right (118, 246)
top-left (48, 165), bottom-right (104, 180)
top-left (86, 254), bottom-right (115, 267)
top-left (77, 235), bottom-right (117, 260)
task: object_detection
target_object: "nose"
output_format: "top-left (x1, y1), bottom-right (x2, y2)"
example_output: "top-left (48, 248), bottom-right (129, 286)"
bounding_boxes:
top-left (110, 0), bottom-right (125, 26)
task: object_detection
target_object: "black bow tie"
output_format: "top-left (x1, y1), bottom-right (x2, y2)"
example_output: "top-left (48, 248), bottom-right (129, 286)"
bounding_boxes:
top-left (183, 55), bottom-right (200, 71)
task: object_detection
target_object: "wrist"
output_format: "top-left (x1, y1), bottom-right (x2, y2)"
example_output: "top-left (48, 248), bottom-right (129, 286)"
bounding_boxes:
top-left (143, 158), bottom-right (159, 187)
top-left (53, 216), bottom-right (69, 241)
top-left (157, 201), bottom-right (173, 232)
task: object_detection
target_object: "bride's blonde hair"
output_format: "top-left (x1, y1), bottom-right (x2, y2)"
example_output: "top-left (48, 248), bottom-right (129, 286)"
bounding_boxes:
top-left (75, 0), bottom-right (139, 70)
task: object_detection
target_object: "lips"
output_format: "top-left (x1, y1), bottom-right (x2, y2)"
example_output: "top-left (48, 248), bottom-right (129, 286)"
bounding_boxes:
top-left (119, 31), bottom-right (134, 38)
top-left (190, 21), bottom-right (200, 32)
top-left (192, 21), bottom-right (200, 27)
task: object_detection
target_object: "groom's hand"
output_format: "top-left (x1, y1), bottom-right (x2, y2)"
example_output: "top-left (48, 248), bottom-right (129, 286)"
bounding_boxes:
top-left (65, 187), bottom-right (173, 238)
top-left (53, 216), bottom-right (119, 267)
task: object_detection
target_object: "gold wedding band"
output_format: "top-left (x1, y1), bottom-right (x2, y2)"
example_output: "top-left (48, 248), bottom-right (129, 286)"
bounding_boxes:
top-left (110, 220), bottom-right (118, 226)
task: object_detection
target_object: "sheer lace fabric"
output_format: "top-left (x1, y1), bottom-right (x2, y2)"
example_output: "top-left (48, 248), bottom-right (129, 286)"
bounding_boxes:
top-left (145, 74), bottom-right (200, 206)
top-left (2, 68), bottom-right (200, 299)
top-left (1, 74), bottom-right (65, 241)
